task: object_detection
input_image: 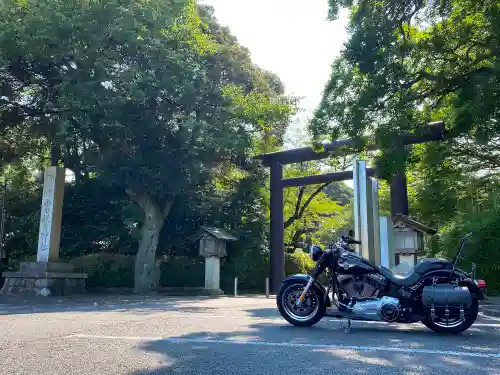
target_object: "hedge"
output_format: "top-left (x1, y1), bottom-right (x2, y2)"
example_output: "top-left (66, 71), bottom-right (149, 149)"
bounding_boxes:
top-left (435, 200), bottom-right (500, 295)
top-left (71, 253), bottom-right (135, 288)
top-left (70, 249), bottom-right (317, 292)
top-left (159, 256), bottom-right (205, 287)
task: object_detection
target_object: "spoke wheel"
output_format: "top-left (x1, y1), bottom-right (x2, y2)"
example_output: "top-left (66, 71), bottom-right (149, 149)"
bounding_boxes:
top-left (432, 309), bottom-right (464, 329)
top-left (282, 284), bottom-right (319, 321)
top-left (422, 300), bottom-right (479, 334)
top-left (276, 281), bottom-right (325, 327)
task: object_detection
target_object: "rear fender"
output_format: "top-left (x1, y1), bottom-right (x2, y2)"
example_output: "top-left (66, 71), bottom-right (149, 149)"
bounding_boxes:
top-left (460, 278), bottom-right (486, 300)
top-left (419, 269), bottom-right (485, 300)
top-left (281, 274), bottom-right (331, 307)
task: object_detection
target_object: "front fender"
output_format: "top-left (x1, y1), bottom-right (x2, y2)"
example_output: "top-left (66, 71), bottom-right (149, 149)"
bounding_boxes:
top-left (281, 274), bottom-right (330, 307)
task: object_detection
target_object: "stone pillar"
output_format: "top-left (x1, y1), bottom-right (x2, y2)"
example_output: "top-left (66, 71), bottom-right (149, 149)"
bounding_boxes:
top-left (364, 178), bottom-right (376, 264)
top-left (37, 166), bottom-right (65, 262)
top-left (353, 160), bottom-right (376, 262)
top-left (379, 216), bottom-right (395, 269)
top-left (0, 167), bottom-right (87, 296)
top-left (352, 160), bottom-right (362, 254)
top-left (370, 179), bottom-right (381, 266)
top-left (204, 256), bottom-right (220, 291)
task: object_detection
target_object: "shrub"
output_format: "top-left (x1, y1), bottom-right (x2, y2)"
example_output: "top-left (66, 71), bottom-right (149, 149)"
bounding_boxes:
top-left (220, 246), bottom-right (269, 293)
top-left (285, 250), bottom-right (315, 275)
top-left (221, 249), bottom-right (319, 293)
top-left (69, 250), bottom-right (320, 293)
top-left (72, 254), bottom-right (207, 289)
top-left (220, 248), bottom-right (317, 293)
top-left (71, 253), bottom-right (135, 288)
top-left (159, 256), bottom-right (205, 287)
top-left (436, 198), bottom-right (500, 295)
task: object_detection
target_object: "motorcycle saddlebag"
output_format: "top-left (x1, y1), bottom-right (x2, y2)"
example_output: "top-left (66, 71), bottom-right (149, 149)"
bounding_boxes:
top-left (422, 284), bottom-right (472, 308)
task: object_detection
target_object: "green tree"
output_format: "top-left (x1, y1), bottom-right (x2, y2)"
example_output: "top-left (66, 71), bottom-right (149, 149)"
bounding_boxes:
top-left (434, 194), bottom-right (500, 294)
top-left (282, 162), bottom-right (352, 250)
top-left (0, 0), bottom-right (296, 292)
top-left (313, 0), bottom-right (500, 178)
top-left (1, 162), bottom-right (41, 266)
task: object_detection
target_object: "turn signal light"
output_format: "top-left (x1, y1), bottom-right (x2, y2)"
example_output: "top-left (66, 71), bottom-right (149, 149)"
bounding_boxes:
top-left (476, 280), bottom-right (487, 288)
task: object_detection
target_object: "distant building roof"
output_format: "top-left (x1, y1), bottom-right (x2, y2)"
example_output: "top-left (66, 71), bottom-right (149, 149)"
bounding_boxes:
top-left (392, 214), bottom-right (437, 235)
top-left (192, 226), bottom-right (238, 242)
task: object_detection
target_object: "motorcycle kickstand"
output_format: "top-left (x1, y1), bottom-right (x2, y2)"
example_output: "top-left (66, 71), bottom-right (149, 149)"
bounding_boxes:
top-left (342, 319), bottom-right (351, 333)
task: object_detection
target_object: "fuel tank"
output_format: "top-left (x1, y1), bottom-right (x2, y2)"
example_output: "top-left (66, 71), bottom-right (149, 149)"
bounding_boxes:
top-left (337, 252), bottom-right (376, 276)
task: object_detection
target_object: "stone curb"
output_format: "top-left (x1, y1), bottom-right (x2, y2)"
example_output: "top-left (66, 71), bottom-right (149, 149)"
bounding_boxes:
top-left (480, 307), bottom-right (500, 318)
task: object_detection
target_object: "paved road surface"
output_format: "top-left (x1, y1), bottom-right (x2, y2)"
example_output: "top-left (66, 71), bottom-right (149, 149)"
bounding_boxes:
top-left (0, 296), bottom-right (499, 375)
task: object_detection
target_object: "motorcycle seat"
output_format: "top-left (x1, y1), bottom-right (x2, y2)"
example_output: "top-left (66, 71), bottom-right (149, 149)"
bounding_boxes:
top-left (377, 265), bottom-right (420, 287)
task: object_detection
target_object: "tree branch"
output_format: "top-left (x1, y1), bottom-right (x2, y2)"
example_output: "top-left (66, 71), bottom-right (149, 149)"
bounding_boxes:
top-left (284, 186), bottom-right (305, 228)
top-left (284, 182), bottom-right (332, 229)
top-left (127, 189), bottom-right (174, 219)
top-left (163, 200), bottom-right (174, 217)
top-left (126, 189), bottom-right (151, 212)
top-left (285, 223), bottom-right (321, 249)
top-left (298, 182), bottom-right (332, 217)
top-left (295, 186), bottom-right (305, 215)
top-left (0, 97), bottom-right (61, 117)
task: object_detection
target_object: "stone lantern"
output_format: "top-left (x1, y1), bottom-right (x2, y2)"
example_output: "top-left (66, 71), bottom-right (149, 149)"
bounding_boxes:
top-left (194, 226), bottom-right (237, 294)
top-left (392, 214), bottom-right (437, 268)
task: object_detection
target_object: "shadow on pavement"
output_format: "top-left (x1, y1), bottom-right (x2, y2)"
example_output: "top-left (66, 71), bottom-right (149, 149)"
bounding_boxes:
top-left (0, 295), bottom-right (231, 316)
top-left (125, 321), bottom-right (500, 375)
top-left (244, 307), bottom-right (278, 318)
top-left (2, 294), bottom-right (499, 374)
top-left (243, 307), bottom-right (500, 351)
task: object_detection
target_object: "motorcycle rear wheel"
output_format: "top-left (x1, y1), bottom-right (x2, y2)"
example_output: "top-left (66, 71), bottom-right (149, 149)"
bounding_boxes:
top-left (421, 299), bottom-right (479, 334)
top-left (276, 280), bottom-right (326, 327)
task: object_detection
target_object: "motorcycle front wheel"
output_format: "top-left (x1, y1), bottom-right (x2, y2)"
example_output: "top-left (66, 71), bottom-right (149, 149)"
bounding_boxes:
top-left (276, 280), bottom-right (326, 327)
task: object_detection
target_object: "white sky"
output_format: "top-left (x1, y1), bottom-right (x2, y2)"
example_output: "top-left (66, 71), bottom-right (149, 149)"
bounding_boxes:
top-left (200, 0), bottom-right (349, 147)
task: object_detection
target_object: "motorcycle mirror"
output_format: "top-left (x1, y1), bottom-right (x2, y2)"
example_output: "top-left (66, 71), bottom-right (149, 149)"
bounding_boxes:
top-left (348, 228), bottom-right (355, 237)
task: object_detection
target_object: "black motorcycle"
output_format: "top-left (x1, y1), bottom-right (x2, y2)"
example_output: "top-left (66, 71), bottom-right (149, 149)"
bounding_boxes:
top-left (276, 231), bottom-right (487, 334)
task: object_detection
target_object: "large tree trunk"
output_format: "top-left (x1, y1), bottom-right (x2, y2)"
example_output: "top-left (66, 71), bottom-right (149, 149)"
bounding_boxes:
top-left (127, 191), bottom-right (173, 293)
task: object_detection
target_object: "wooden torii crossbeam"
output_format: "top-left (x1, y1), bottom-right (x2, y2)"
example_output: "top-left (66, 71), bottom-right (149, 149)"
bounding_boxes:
top-left (258, 121), bottom-right (446, 293)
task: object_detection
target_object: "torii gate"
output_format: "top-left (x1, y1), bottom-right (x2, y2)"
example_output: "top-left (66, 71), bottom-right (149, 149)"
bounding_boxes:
top-left (258, 121), bottom-right (446, 293)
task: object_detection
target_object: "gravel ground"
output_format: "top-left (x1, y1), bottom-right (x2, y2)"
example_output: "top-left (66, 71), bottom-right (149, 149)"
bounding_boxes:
top-left (0, 296), bottom-right (499, 375)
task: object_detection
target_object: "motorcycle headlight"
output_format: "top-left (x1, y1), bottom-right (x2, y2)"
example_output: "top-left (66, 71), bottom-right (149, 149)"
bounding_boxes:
top-left (309, 245), bottom-right (324, 262)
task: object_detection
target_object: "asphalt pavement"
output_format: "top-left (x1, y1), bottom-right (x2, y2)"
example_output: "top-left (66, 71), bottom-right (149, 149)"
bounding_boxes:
top-left (0, 296), bottom-right (499, 375)
top-left (480, 296), bottom-right (500, 318)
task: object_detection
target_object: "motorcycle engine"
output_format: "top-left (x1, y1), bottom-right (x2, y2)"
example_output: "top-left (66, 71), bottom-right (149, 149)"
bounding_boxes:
top-left (350, 296), bottom-right (402, 322)
top-left (338, 274), bottom-right (386, 298)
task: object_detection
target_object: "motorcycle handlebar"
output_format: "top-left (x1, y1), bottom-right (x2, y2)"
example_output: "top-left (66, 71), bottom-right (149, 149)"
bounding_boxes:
top-left (340, 235), bottom-right (361, 245)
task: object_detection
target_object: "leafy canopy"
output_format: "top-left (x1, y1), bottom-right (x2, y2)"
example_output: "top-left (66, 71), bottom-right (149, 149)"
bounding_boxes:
top-left (312, 0), bottom-right (500, 175)
top-left (0, 0), bottom-right (297, 206)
